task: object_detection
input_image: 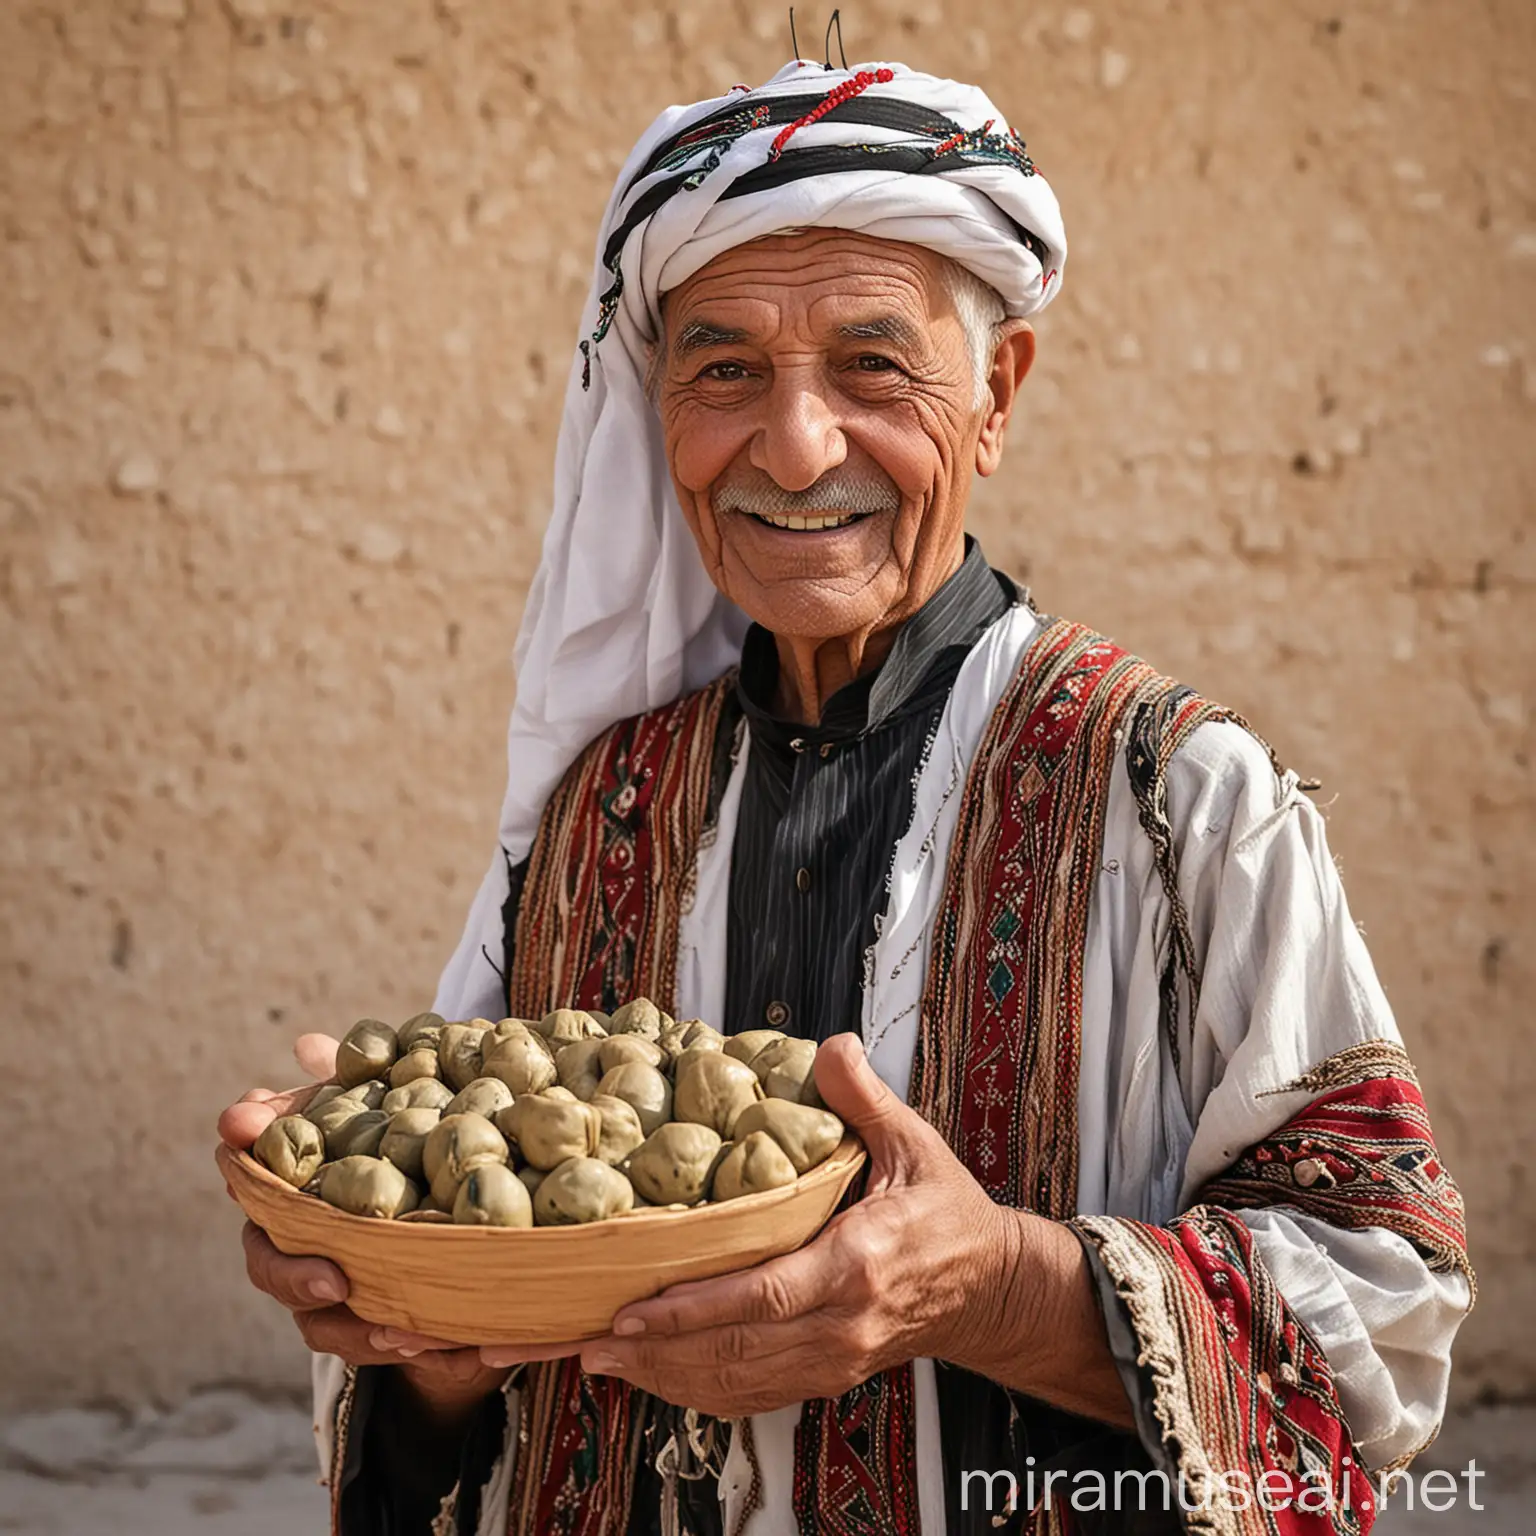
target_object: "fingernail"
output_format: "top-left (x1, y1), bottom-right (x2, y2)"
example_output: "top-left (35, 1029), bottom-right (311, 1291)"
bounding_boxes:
top-left (304, 1276), bottom-right (345, 1303)
top-left (369, 1330), bottom-right (422, 1358)
top-left (481, 1352), bottom-right (519, 1369)
top-left (587, 1351), bottom-right (621, 1374)
top-left (613, 1316), bottom-right (645, 1336)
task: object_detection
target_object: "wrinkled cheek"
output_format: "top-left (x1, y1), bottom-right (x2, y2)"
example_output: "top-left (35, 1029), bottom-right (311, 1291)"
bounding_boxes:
top-left (873, 507), bottom-right (913, 583)
top-left (664, 407), bottom-right (747, 496)
top-left (908, 414), bottom-right (967, 553)
top-left (671, 489), bottom-right (726, 580)
top-left (892, 466), bottom-right (952, 572)
top-left (662, 421), bottom-right (730, 573)
top-left (683, 501), bottom-right (724, 574)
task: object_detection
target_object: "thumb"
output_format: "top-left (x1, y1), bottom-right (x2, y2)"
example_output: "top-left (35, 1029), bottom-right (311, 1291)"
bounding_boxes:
top-left (812, 1032), bottom-right (937, 1168)
top-left (295, 1032), bottom-right (340, 1080)
top-left (217, 1083), bottom-right (319, 1149)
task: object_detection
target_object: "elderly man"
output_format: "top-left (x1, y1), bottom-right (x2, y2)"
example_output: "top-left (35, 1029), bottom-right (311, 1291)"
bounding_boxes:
top-left (221, 58), bottom-right (1471, 1536)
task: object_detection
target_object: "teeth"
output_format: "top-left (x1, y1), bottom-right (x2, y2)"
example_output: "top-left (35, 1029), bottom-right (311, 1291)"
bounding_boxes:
top-left (755, 512), bottom-right (858, 531)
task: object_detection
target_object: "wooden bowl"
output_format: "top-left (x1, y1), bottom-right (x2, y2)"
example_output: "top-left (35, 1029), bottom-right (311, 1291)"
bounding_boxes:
top-left (218, 1136), bottom-right (866, 1344)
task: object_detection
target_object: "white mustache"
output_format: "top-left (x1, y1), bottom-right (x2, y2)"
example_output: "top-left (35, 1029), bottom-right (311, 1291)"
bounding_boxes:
top-left (713, 474), bottom-right (901, 519)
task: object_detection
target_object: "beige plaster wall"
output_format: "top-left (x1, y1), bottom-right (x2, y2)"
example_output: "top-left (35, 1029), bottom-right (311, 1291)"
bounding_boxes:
top-left (1, 0), bottom-right (1531, 1413)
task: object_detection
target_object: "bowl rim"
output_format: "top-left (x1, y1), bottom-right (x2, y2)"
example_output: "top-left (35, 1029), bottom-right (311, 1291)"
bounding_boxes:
top-left (217, 1132), bottom-right (866, 1240)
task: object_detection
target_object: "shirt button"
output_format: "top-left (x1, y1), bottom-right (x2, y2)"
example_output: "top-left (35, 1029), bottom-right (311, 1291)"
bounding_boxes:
top-left (795, 867), bottom-right (812, 893)
top-left (765, 1000), bottom-right (791, 1028)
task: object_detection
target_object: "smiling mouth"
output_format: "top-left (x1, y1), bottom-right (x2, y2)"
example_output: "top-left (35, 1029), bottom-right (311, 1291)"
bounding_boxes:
top-left (744, 511), bottom-right (868, 532)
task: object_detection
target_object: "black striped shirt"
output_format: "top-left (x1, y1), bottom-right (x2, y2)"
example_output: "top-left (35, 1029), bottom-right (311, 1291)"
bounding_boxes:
top-left (724, 537), bottom-right (1015, 1046)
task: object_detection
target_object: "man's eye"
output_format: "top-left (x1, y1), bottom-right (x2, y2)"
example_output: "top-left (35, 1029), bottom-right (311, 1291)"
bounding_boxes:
top-left (700, 361), bottom-right (749, 381)
top-left (855, 354), bottom-right (900, 373)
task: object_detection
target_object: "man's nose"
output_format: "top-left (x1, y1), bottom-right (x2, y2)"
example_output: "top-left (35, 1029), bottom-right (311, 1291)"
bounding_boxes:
top-left (749, 379), bottom-right (847, 492)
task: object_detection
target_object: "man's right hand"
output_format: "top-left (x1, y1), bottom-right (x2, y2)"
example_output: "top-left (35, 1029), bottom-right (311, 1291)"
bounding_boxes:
top-left (219, 1038), bottom-right (511, 1425)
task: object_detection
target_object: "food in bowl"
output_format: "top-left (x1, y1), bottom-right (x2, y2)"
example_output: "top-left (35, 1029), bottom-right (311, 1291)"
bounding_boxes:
top-left (252, 1000), bottom-right (847, 1226)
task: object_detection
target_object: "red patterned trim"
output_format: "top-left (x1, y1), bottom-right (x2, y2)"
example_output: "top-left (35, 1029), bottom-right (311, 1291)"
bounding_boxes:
top-left (792, 1366), bottom-right (921, 1535)
top-left (1074, 1040), bottom-right (1475, 1532)
top-left (1198, 1040), bottom-right (1471, 1288)
top-left (508, 673), bottom-right (735, 1019)
top-left (1076, 1212), bottom-right (1378, 1536)
top-left (912, 620), bottom-right (1234, 1212)
top-left (505, 674), bottom-right (735, 1536)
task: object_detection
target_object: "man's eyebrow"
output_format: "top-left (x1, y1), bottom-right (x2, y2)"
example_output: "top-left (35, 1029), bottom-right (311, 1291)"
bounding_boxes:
top-left (837, 315), bottom-right (920, 347)
top-left (673, 320), bottom-right (750, 356)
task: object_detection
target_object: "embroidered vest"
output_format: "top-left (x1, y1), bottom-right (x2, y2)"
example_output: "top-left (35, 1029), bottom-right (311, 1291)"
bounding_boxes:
top-left (501, 619), bottom-right (1247, 1536)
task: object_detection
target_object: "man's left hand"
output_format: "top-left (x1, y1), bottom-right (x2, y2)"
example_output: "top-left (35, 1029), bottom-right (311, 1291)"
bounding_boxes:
top-left (479, 1032), bottom-right (1032, 1417)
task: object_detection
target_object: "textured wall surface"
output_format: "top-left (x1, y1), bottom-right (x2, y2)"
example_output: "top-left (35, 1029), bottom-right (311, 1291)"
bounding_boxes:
top-left (1, 0), bottom-right (1531, 1412)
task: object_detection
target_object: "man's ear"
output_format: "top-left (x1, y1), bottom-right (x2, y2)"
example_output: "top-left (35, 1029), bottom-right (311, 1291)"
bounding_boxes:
top-left (975, 321), bottom-right (1035, 478)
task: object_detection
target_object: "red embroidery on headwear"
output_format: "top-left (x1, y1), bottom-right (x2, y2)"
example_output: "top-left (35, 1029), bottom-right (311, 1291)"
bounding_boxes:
top-left (768, 68), bottom-right (895, 161)
top-left (1042, 267), bottom-right (1058, 291)
top-left (932, 117), bottom-right (995, 157)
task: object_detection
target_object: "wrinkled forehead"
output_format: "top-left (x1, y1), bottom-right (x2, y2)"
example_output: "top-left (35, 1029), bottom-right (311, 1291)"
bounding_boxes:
top-left (659, 228), bottom-right (956, 329)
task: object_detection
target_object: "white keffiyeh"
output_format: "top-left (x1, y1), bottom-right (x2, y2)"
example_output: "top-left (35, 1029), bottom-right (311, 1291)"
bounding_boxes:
top-left (434, 57), bottom-right (1067, 1019)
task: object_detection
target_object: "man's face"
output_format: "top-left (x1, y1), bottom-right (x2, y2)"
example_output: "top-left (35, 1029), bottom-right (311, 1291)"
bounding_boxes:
top-left (655, 230), bottom-right (1030, 646)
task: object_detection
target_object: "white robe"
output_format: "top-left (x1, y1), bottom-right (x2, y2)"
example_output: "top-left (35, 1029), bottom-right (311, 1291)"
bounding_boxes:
top-left (313, 603), bottom-right (1470, 1532)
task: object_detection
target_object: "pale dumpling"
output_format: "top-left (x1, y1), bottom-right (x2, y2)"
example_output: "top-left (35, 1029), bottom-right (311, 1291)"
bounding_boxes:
top-left (452, 1163), bottom-right (534, 1227)
top-left (711, 1130), bottom-right (799, 1202)
top-left (589, 1093), bottom-right (646, 1166)
top-left (335, 1019), bottom-right (399, 1088)
top-left (422, 1112), bottom-right (508, 1207)
top-left (498, 1094), bottom-right (601, 1171)
top-left (319, 1156), bottom-right (419, 1219)
top-left (672, 1051), bottom-right (763, 1139)
top-left (533, 1157), bottom-right (634, 1225)
top-left (732, 1100), bottom-right (844, 1175)
top-left (626, 1122), bottom-right (723, 1207)
top-left (254, 1114), bottom-right (324, 1188)
top-left (379, 1106), bottom-right (442, 1181)
top-left (594, 1062), bottom-right (672, 1136)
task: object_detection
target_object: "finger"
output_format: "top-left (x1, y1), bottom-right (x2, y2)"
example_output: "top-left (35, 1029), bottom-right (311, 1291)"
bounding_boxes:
top-left (295, 1033), bottom-right (340, 1080)
top-left (589, 1315), bottom-right (817, 1378)
top-left (369, 1326), bottom-right (467, 1355)
top-left (612, 1244), bottom-right (825, 1339)
top-left (218, 1084), bottom-right (320, 1148)
top-left (296, 1308), bottom-right (488, 1374)
top-left (219, 1099), bottom-right (278, 1149)
top-left (241, 1221), bottom-right (348, 1309)
top-left (298, 1305), bottom-right (419, 1366)
top-left (813, 1033), bottom-right (933, 1165)
top-left (479, 1339), bottom-right (588, 1369)
top-left (401, 1350), bottom-right (508, 1390)
top-left (593, 1337), bottom-right (848, 1418)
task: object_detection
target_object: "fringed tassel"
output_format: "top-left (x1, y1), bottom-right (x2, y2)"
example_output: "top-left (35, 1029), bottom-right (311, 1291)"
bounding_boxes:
top-left (430, 1482), bottom-right (461, 1536)
top-left (726, 1417), bottom-right (762, 1536)
top-left (327, 1364), bottom-right (359, 1536)
top-left (506, 1360), bottom-right (562, 1534)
